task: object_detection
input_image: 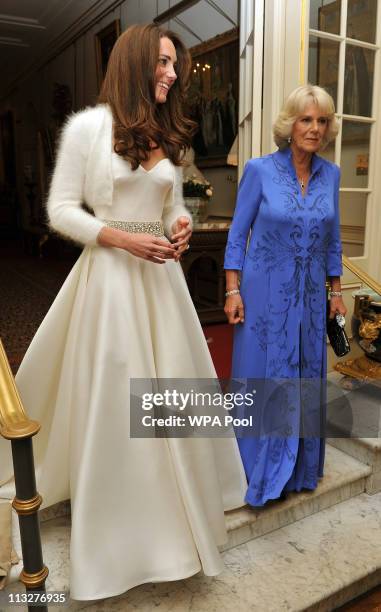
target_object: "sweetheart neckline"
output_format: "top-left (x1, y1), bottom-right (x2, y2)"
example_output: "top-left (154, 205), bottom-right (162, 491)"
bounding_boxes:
top-left (138, 158), bottom-right (170, 173)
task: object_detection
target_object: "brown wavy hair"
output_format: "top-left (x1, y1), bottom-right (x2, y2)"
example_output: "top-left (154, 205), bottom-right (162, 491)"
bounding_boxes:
top-left (98, 23), bottom-right (196, 170)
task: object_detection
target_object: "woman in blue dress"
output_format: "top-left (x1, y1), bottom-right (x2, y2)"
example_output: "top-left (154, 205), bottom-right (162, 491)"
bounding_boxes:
top-left (224, 85), bottom-right (347, 506)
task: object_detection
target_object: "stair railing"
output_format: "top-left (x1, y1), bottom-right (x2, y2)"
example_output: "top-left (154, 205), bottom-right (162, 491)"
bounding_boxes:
top-left (342, 254), bottom-right (381, 295)
top-left (0, 339), bottom-right (48, 612)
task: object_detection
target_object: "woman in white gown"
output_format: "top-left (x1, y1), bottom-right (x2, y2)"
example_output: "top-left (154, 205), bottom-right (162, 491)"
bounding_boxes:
top-left (0, 24), bottom-right (246, 600)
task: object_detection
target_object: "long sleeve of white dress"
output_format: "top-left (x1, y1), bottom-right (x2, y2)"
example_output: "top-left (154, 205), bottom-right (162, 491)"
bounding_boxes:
top-left (47, 114), bottom-right (106, 246)
top-left (162, 165), bottom-right (192, 236)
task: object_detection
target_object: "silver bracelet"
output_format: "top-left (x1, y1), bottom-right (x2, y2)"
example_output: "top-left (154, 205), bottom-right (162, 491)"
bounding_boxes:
top-left (329, 290), bottom-right (342, 297)
top-left (225, 289), bottom-right (240, 297)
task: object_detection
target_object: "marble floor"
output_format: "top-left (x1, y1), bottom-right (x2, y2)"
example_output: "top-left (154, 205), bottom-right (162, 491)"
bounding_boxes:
top-left (2, 492), bottom-right (381, 612)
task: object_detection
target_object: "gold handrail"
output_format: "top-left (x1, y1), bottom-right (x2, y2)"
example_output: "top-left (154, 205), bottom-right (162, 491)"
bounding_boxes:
top-left (343, 254), bottom-right (381, 296)
top-left (0, 338), bottom-right (49, 601)
top-left (0, 339), bottom-right (40, 439)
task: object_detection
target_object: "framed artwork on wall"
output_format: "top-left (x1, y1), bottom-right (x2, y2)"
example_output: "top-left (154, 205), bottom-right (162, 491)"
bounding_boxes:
top-left (188, 27), bottom-right (239, 168)
top-left (95, 19), bottom-right (121, 89)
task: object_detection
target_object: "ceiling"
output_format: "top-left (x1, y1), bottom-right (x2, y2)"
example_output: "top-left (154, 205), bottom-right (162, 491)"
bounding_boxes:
top-left (163, 0), bottom-right (238, 48)
top-left (0, 0), bottom-right (95, 97)
top-left (0, 0), bottom-right (238, 99)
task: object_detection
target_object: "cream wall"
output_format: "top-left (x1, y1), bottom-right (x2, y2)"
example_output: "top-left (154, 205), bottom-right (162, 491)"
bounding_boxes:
top-left (201, 167), bottom-right (238, 217)
top-left (340, 144), bottom-right (369, 257)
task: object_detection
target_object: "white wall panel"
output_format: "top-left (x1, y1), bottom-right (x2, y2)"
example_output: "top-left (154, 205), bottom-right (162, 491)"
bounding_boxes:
top-left (283, 0), bottom-right (303, 98)
top-left (238, 0), bottom-right (264, 174)
top-left (261, 0), bottom-right (286, 155)
top-left (244, 44), bottom-right (253, 120)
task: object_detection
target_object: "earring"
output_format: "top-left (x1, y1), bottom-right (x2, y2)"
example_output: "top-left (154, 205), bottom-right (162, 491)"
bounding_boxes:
top-left (287, 136), bottom-right (292, 144)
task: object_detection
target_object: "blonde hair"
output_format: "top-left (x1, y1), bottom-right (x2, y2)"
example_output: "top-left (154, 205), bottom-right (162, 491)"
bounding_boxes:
top-left (273, 84), bottom-right (339, 150)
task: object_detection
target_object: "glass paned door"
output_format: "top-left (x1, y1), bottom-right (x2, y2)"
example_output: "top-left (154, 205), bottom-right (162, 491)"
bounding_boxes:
top-left (308, 35), bottom-right (340, 106)
top-left (347, 0), bottom-right (377, 43)
top-left (343, 45), bottom-right (375, 116)
top-left (308, 0), bottom-right (379, 258)
top-left (310, 0), bottom-right (341, 34)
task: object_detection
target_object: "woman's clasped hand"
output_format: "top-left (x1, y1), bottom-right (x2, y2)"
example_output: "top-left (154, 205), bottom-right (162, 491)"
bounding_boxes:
top-left (97, 215), bottom-right (191, 263)
top-left (97, 226), bottom-right (176, 263)
top-left (170, 216), bottom-right (192, 260)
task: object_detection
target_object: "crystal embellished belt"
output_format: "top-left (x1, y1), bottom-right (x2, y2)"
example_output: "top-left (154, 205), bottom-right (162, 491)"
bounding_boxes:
top-left (103, 219), bottom-right (164, 237)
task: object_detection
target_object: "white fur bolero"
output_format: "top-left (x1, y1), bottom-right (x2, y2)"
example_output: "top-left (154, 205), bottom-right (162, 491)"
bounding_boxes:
top-left (47, 104), bottom-right (191, 245)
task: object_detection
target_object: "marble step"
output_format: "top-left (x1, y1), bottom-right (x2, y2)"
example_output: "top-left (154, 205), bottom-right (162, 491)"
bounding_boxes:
top-left (4, 492), bottom-right (381, 611)
top-left (328, 437), bottom-right (381, 494)
top-left (327, 371), bottom-right (381, 494)
top-left (36, 443), bottom-right (371, 534)
top-left (8, 442), bottom-right (371, 592)
top-left (222, 443), bottom-right (371, 551)
top-left (5, 443), bottom-right (371, 603)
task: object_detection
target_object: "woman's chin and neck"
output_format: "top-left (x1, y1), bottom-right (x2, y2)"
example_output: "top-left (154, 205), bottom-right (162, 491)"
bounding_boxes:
top-left (290, 142), bottom-right (317, 166)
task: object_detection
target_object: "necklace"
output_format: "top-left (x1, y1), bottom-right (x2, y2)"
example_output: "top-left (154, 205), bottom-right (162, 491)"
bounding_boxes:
top-left (297, 173), bottom-right (310, 193)
top-left (298, 176), bottom-right (305, 190)
top-left (292, 152), bottom-right (311, 193)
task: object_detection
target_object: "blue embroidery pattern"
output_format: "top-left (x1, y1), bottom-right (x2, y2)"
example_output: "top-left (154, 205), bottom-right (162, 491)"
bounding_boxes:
top-left (224, 148), bottom-right (342, 506)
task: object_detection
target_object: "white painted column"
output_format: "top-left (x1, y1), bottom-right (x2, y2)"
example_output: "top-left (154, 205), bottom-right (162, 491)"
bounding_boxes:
top-left (238, 0), bottom-right (264, 176)
top-left (261, 0), bottom-right (307, 155)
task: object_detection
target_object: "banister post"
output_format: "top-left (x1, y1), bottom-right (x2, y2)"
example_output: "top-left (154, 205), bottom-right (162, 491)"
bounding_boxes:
top-left (0, 339), bottom-right (49, 612)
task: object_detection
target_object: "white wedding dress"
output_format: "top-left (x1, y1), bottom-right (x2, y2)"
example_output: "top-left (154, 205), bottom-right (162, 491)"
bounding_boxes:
top-left (0, 150), bottom-right (246, 600)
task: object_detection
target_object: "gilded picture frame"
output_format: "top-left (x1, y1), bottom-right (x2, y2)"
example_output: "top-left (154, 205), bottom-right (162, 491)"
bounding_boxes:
top-left (188, 27), bottom-right (239, 168)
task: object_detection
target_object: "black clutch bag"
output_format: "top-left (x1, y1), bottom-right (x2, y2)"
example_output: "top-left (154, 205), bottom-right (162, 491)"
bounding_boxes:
top-left (326, 301), bottom-right (350, 357)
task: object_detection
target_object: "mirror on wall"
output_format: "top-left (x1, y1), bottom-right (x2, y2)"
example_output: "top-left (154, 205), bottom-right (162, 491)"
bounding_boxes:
top-left (155, 0), bottom-right (240, 218)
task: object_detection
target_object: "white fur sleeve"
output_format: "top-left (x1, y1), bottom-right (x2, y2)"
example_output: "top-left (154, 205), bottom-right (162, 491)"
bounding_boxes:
top-left (162, 165), bottom-right (192, 236)
top-left (47, 113), bottom-right (106, 245)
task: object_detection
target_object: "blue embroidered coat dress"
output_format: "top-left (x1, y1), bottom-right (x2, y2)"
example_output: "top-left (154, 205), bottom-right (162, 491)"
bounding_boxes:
top-left (224, 147), bottom-right (342, 506)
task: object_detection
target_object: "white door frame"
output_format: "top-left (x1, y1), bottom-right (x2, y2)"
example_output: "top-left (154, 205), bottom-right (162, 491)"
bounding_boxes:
top-left (238, 0), bottom-right (264, 177)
